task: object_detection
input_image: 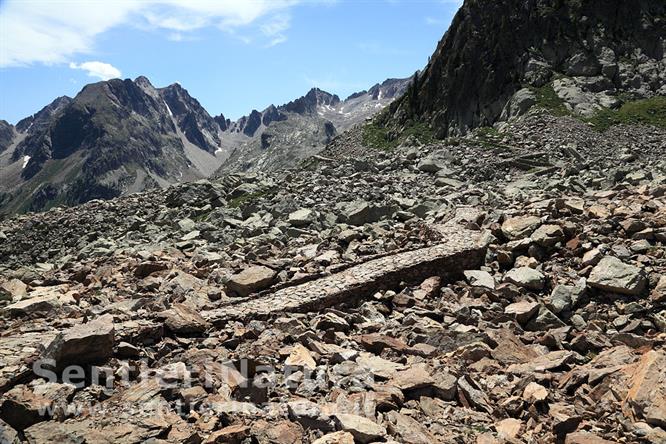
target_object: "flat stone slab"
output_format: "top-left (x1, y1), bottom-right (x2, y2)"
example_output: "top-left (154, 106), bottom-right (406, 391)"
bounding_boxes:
top-left (205, 229), bottom-right (485, 325)
top-left (0, 331), bottom-right (56, 394)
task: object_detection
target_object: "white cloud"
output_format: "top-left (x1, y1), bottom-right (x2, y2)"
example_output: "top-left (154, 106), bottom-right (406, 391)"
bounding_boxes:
top-left (0, 0), bottom-right (304, 67)
top-left (261, 14), bottom-right (291, 47)
top-left (69, 61), bottom-right (122, 80)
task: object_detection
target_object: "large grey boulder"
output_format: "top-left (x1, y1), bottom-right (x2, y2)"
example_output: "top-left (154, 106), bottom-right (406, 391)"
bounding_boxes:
top-left (500, 88), bottom-right (537, 120)
top-left (504, 267), bottom-right (546, 291)
top-left (288, 208), bottom-right (315, 227)
top-left (588, 256), bottom-right (647, 296)
top-left (336, 200), bottom-right (394, 226)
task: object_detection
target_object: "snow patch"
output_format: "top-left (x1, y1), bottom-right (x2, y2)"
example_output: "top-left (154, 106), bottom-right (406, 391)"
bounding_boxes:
top-left (22, 155), bottom-right (30, 169)
top-left (164, 101), bottom-right (173, 117)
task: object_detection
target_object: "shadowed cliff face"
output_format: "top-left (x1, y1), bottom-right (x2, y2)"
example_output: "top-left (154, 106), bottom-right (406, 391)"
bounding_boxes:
top-left (384, 0), bottom-right (666, 137)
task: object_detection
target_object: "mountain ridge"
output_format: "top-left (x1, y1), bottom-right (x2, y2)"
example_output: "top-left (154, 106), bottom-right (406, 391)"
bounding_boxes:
top-left (0, 75), bottom-right (409, 215)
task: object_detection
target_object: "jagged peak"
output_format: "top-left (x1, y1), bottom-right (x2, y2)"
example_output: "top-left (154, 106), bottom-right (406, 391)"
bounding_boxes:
top-left (15, 95), bottom-right (73, 132)
top-left (133, 75), bottom-right (154, 89)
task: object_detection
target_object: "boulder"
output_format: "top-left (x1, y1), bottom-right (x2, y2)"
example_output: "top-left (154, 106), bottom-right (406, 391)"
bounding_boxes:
top-left (288, 209), bottom-right (315, 227)
top-left (161, 303), bottom-right (210, 334)
top-left (389, 364), bottom-right (434, 392)
top-left (550, 402), bottom-right (582, 435)
top-left (501, 88), bottom-right (537, 120)
top-left (5, 295), bottom-right (61, 317)
top-left (522, 382), bottom-right (548, 403)
top-left (651, 275), bottom-right (666, 303)
top-left (531, 224), bottom-right (565, 247)
top-left (464, 270), bottom-right (495, 290)
top-left (588, 257), bottom-right (647, 296)
top-left (227, 265), bottom-right (276, 297)
top-left (624, 350), bottom-right (666, 427)
top-left (0, 279), bottom-right (27, 301)
top-left (504, 301), bottom-right (540, 324)
top-left (41, 314), bottom-right (115, 369)
top-left (333, 414), bottom-right (386, 444)
top-left (385, 411), bottom-right (436, 444)
top-left (338, 200), bottom-right (370, 226)
top-left (525, 306), bottom-right (565, 331)
top-left (312, 431), bottom-right (355, 444)
top-left (287, 399), bottom-right (333, 431)
top-left (504, 267), bottom-right (546, 291)
top-left (501, 216), bottom-right (541, 240)
top-left (496, 418), bottom-right (522, 440)
top-left (548, 283), bottom-right (585, 314)
top-left (0, 385), bottom-right (53, 431)
top-left (285, 344), bottom-right (316, 370)
top-left (457, 375), bottom-right (493, 414)
top-left (417, 157), bottom-right (447, 173)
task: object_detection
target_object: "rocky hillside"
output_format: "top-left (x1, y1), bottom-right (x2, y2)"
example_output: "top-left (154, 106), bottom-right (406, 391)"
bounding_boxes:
top-left (0, 109), bottom-right (665, 443)
top-left (0, 77), bottom-right (230, 215)
top-left (216, 78), bottom-right (409, 173)
top-left (382, 0), bottom-right (666, 137)
top-left (1, 1), bottom-right (665, 442)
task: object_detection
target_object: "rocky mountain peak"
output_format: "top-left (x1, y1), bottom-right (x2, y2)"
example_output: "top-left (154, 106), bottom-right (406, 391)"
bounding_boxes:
top-left (133, 75), bottom-right (155, 90)
top-left (0, 75), bottom-right (232, 214)
top-left (15, 95), bottom-right (72, 133)
top-left (282, 87), bottom-right (341, 115)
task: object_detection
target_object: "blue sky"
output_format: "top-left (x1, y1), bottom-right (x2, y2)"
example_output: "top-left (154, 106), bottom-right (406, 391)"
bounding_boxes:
top-left (0, 0), bottom-right (461, 124)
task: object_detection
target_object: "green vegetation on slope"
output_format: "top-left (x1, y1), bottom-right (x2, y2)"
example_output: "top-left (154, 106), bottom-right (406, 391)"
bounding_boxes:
top-left (228, 190), bottom-right (269, 208)
top-left (585, 96), bottom-right (666, 131)
top-left (362, 120), bottom-right (436, 151)
top-left (530, 84), bottom-right (570, 116)
top-left (364, 81), bottom-right (664, 151)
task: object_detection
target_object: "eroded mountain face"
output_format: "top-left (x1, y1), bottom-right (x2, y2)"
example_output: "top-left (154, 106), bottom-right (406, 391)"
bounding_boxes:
top-left (384, 0), bottom-right (666, 136)
top-left (0, 77), bottom-right (231, 215)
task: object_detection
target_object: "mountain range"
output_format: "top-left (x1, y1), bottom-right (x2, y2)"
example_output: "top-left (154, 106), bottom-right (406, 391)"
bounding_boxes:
top-left (0, 76), bottom-right (409, 215)
top-left (2, 0), bottom-right (665, 217)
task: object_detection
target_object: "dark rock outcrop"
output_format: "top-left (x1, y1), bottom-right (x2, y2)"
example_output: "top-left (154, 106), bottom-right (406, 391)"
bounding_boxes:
top-left (384, 0), bottom-right (666, 136)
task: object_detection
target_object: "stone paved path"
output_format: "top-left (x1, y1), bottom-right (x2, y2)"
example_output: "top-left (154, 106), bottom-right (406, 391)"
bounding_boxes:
top-left (205, 228), bottom-right (486, 325)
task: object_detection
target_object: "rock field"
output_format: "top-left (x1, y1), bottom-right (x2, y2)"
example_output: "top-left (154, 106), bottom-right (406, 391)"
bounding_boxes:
top-left (1, 112), bottom-right (665, 443)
